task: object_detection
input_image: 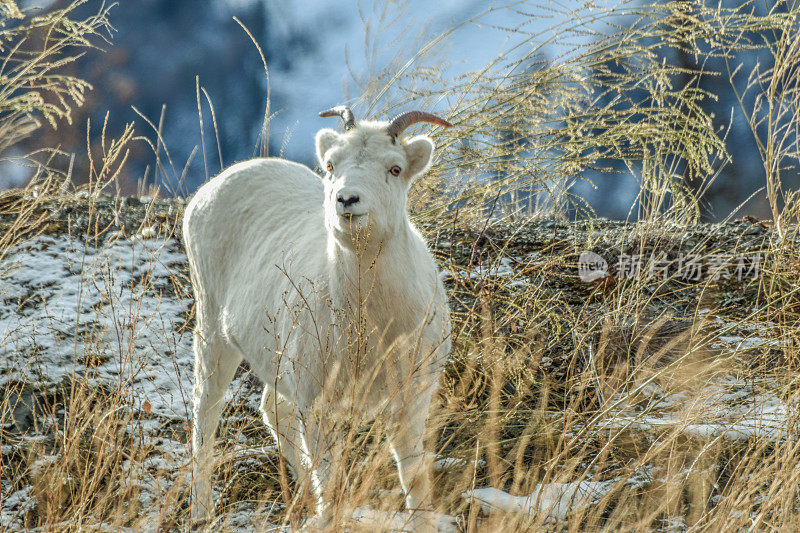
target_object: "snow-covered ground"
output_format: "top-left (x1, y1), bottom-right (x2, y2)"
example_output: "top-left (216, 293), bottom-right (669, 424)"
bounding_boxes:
top-left (0, 231), bottom-right (201, 529)
top-left (0, 232), bottom-right (197, 418)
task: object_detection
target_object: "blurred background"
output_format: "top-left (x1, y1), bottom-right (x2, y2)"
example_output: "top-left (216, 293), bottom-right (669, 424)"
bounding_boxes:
top-left (4, 0), bottom-right (798, 220)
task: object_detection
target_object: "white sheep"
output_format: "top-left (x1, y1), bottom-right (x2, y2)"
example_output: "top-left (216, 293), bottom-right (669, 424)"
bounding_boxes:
top-left (183, 106), bottom-right (453, 528)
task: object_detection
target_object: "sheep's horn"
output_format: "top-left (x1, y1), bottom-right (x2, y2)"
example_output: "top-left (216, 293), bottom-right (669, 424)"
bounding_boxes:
top-left (386, 111), bottom-right (453, 139)
top-left (319, 106), bottom-right (356, 131)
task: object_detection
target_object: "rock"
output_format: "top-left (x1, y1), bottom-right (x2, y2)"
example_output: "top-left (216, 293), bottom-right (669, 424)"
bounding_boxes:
top-left (1, 386), bottom-right (36, 434)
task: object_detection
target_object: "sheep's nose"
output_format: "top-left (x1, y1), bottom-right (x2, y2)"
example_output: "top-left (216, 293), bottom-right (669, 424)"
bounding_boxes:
top-left (337, 193), bottom-right (360, 208)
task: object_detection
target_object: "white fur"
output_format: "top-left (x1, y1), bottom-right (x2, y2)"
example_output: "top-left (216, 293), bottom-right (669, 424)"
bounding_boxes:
top-left (183, 120), bottom-right (451, 527)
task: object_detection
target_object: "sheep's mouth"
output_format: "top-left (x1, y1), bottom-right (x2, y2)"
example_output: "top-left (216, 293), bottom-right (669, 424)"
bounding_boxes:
top-left (336, 213), bottom-right (369, 234)
top-left (339, 213), bottom-right (365, 221)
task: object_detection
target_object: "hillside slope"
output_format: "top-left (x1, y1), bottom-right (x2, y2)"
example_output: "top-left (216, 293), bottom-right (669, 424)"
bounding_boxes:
top-left (0, 192), bottom-right (793, 530)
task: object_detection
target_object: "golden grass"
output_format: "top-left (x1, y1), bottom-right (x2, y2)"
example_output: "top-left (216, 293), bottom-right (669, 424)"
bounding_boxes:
top-left (2, 0), bottom-right (800, 531)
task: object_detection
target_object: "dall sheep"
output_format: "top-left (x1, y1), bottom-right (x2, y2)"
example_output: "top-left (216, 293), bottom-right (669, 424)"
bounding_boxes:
top-left (183, 106), bottom-right (453, 528)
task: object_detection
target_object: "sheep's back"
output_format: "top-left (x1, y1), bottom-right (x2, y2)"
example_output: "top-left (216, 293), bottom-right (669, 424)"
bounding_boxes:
top-left (183, 158), bottom-right (331, 391)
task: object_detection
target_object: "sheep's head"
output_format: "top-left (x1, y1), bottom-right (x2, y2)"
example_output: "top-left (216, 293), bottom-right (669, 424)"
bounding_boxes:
top-left (316, 106), bottom-right (452, 249)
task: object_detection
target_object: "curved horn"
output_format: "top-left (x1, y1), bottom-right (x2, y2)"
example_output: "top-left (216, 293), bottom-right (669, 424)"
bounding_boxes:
top-left (319, 106), bottom-right (356, 131)
top-left (386, 111), bottom-right (453, 139)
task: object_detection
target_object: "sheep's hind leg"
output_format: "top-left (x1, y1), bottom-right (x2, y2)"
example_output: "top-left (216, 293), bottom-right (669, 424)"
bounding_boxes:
top-left (191, 332), bottom-right (242, 523)
top-left (260, 388), bottom-right (307, 484)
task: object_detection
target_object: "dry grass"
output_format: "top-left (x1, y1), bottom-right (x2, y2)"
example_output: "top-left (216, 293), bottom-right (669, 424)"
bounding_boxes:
top-left (2, 0), bottom-right (800, 531)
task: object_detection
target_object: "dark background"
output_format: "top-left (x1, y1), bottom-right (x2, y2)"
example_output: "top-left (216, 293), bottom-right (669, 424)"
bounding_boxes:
top-left (6, 0), bottom-right (796, 220)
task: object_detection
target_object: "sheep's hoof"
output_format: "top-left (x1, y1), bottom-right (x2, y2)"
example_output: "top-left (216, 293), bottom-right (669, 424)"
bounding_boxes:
top-left (189, 502), bottom-right (215, 531)
top-left (408, 510), bottom-right (459, 533)
top-left (189, 517), bottom-right (212, 532)
top-left (299, 513), bottom-right (332, 532)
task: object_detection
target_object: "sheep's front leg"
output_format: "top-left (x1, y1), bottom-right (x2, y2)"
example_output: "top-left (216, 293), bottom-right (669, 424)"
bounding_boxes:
top-left (191, 334), bottom-right (242, 523)
top-left (300, 411), bottom-right (337, 523)
top-left (388, 391), bottom-right (435, 514)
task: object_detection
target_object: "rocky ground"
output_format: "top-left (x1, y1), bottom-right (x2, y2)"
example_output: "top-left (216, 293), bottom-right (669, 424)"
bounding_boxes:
top-left (0, 191), bottom-right (792, 530)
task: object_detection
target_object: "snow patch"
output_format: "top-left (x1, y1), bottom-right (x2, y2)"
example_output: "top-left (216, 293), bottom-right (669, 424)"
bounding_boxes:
top-left (350, 507), bottom-right (458, 533)
top-left (462, 480), bottom-right (612, 523)
top-left (599, 377), bottom-right (793, 441)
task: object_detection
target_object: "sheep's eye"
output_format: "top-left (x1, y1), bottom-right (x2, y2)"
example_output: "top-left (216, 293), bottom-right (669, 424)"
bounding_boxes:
top-left (326, 161), bottom-right (334, 173)
top-left (389, 165), bottom-right (401, 176)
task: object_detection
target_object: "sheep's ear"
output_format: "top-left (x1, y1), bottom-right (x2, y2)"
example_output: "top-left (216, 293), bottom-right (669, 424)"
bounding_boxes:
top-left (403, 135), bottom-right (434, 180)
top-left (315, 128), bottom-right (339, 168)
